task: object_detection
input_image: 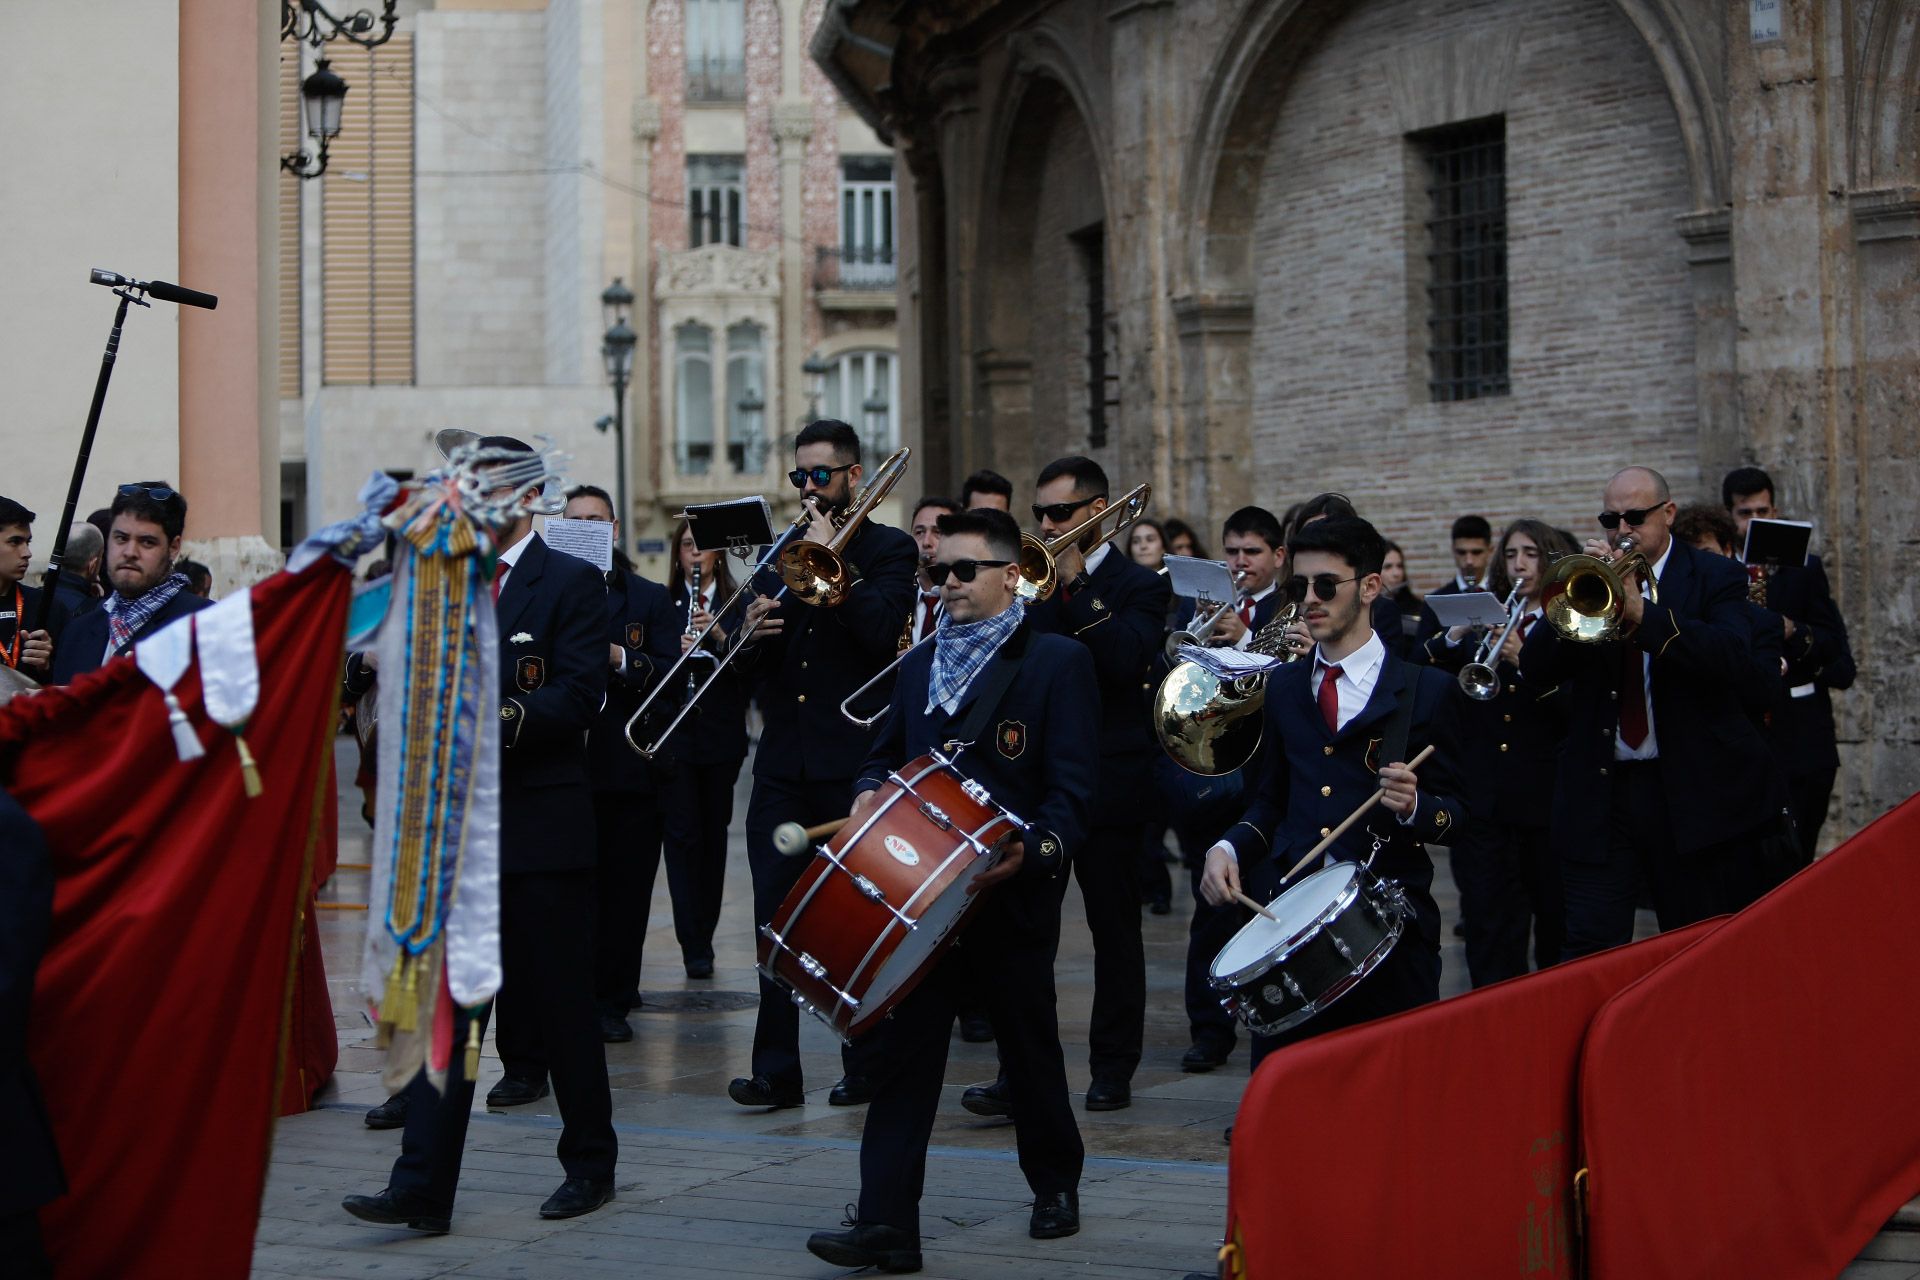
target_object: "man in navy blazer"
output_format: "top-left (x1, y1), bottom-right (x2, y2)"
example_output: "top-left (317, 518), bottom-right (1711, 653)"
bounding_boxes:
top-left (1007, 455), bottom-right (1169, 1113)
top-left (50, 483), bottom-right (210, 684)
top-left (1723, 466), bottom-right (1857, 858)
top-left (346, 437), bottom-right (617, 1233)
top-left (1202, 516), bottom-right (1468, 1069)
top-left (729, 419), bottom-right (918, 1110)
top-left (804, 508), bottom-right (1099, 1272)
top-left (1521, 466), bottom-right (1787, 958)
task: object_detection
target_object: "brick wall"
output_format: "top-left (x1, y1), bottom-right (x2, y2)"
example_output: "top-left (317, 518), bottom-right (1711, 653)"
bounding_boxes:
top-left (1246, 0), bottom-right (1698, 587)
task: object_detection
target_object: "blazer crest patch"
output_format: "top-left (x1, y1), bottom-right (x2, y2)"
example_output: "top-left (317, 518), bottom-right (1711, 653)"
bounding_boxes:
top-left (624, 621), bottom-right (646, 649)
top-left (516, 655), bottom-right (546, 692)
top-left (996, 719), bottom-right (1027, 760)
top-left (1363, 736), bottom-right (1383, 774)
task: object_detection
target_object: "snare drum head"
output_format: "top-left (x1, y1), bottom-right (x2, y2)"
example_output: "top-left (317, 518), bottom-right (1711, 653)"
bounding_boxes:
top-left (1211, 862), bottom-right (1360, 985)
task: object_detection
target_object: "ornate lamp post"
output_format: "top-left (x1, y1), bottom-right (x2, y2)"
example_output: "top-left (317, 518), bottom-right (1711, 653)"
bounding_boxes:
top-left (281, 58), bottom-right (348, 179)
top-left (599, 278), bottom-right (638, 553)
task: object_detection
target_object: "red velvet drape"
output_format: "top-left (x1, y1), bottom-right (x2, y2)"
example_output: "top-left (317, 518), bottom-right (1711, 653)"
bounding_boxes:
top-left (0, 560), bottom-right (350, 1280)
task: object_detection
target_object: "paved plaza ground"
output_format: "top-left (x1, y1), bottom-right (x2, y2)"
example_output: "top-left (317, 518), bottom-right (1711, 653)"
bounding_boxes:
top-left (253, 741), bottom-right (1916, 1278)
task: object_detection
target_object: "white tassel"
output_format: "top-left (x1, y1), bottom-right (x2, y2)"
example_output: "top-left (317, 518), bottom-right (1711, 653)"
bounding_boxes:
top-left (164, 693), bottom-right (205, 761)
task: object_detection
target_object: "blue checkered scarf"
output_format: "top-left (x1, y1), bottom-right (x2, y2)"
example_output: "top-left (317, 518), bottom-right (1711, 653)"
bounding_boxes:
top-left (106, 571), bottom-right (192, 653)
top-left (927, 597), bottom-right (1025, 715)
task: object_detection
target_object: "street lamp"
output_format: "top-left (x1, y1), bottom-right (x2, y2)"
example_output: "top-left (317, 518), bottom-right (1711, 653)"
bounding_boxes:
top-left (281, 57), bottom-right (349, 180)
top-left (600, 277), bottom-right (637, 553)
top-left (283, 0), bottom-right (401, 50)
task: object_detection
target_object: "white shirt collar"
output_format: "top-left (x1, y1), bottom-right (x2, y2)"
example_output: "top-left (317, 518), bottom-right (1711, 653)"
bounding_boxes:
top-left (1247, 580), bottom-right (1276, 603)
top-left (1318, 627), bottom-right (1386, 684)
top-left (1648, 538), bottom-right (1673, 582)
top-left (1083, 543), bottom-right (1112, 577)
top-left (498, 527), bottom-right (536, 570)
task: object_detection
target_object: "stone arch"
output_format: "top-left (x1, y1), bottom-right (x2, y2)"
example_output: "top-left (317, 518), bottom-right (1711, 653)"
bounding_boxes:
top-left (1856, 0), bottom-right (1920, 189)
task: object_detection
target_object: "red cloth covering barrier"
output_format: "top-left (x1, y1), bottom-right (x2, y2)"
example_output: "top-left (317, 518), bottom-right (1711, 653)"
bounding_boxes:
top-left (1580, 794), bottom-right (1920, 1279)
top-left (1224, 923), bottom-right (1714, 1280)
top-left (0, 559), bottom-right (350, 1280)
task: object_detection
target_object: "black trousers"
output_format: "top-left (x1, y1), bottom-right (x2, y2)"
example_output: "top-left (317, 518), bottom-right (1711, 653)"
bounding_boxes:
top-left (744, 774), bottom-right (878, 1090)
top-left (0, 1211), bottom-right (51, 1280)
top-left (393, 869), bottom-right (616, 1209)
top-left (1072, 821), bottom-right (1146, 1083)
top-left (1560, 762), bottom-right (1755, 959)
top-left (658, 758), bottom-right (744, 966)
top-left (857, 880), bottom-right (1082, 1235)
top-left (1789, 767), bottom-right (1836, 863)
top-left (1176, 818), bottom-right (1243, 1051)
top-left (1458, 820), bottom-right (1564, 987)
top-left (593, 789), bottom-right (663, 1018)
top-left (1137, 822), bottom-right (1173, 907)
top-left (1249, 926), bottom-right (1442, 1069)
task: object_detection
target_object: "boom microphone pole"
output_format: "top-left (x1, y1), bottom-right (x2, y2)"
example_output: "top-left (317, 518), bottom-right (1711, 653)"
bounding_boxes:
top-left (31, 270), bottom-right (219, 633)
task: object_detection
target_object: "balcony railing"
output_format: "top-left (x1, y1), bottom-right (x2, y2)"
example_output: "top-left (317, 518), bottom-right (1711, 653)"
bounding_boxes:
top-left (687, 63), bottom-right (746, 103)
top-left (816, 246), bottom-right (897, 292)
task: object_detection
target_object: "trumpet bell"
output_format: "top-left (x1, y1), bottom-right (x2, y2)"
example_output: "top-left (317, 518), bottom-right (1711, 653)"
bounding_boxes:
top-left (1153, 662), bottom-right (1266, 776)
top-left (1458, 662), bottom-right (1500, 701)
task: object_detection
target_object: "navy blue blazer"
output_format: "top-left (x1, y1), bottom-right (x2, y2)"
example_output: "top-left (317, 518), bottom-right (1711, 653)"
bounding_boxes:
top-left (747, 518), bottom-right (918, 784)
top-left (1027, 547), bottom-right (1171, 820)
top-left (1, 583), bottom-right (69, 682)
top-left (496, 533), bottom-right (610, 872)
top-left (855, 620), bottom-right (1100, 888)
top-left (1758, 555), bottom-right (1855, 776)
top-left (1225, 651), bottom-right (1470, 948)
top-left (0, 786), bottom-right (65, 1211)
top-left (1450, 621), bottom-right (1566, 830)
top-left (50, 587), bottom-right (210, 684)
top-left (586, 564), bottom-right (682, 794)
top-left (1518, 539), bottom-right (1784, 863)
top-left (653, 579), bottom-right (751, 767)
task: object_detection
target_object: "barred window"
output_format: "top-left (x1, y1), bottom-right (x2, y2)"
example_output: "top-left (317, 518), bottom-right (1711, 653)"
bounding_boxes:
top-left (839, 157), bottom-right (895, 286)
top-left (685, 0), bottom-right (745, 102)
top-left (1070, 224), bottom-right (1117, 449)
top-left (1418, 117), bottom-right (1508, 402)
top-left (675, 323), bottom-right (714, 475)
top-left (688, 155), bottom-right (744, 249)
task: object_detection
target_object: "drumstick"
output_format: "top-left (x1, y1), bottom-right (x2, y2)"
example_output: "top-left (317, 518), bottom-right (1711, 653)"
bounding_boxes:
top-left (1231, 890), bottom-right (1281, 923)
top-left (772, 817), bottom-right (849, 857)
top-left (1276, 743), bottom-right (1438, 886)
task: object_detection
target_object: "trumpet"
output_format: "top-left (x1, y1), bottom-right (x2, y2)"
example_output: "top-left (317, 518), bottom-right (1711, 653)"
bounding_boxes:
top-left (1016, 483), bottom-right (1152, 602)
top-left (1166, 570), bottom-right (1252, 662)
top-left (1457, 580), bottom-right (1526, 701)
top-left (1540, 534), bottom-right (1658, 644)
top-left (777, 448), bottom-right (912, 607)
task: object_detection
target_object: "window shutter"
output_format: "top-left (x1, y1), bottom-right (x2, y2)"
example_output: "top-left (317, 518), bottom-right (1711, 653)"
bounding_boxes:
top-left (321, 34), bottom-right (415, 386)
top-left (277, 46), bottom-right (303, 399)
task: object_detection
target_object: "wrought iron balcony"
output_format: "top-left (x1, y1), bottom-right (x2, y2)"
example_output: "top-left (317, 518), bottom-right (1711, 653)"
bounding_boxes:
top-left (815, 245), bottom-right (897, 292)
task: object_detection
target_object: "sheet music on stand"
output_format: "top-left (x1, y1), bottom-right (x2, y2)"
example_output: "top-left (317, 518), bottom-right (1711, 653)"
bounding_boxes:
top-left (684, 496), bottom-right (776, 560)
top-left (1164, 555), bottom-right (1237, 604)
top-left (1742, 517), bottom-right (1813, 568)
top-left (1175, 644), bottom-right (1290, 679)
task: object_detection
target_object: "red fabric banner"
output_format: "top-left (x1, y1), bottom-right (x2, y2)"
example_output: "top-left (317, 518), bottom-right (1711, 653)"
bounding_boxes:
top-left (0, 560), bottom-right (351, 1280)
top-left (1580, 795), bottom-right (1920, 1279)
top-left (1225, 923), bottom-right (1714, 1280)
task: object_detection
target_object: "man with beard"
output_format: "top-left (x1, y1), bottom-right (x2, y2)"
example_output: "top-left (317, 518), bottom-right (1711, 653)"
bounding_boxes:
top-left (51, 484), bottom-right (210, 683)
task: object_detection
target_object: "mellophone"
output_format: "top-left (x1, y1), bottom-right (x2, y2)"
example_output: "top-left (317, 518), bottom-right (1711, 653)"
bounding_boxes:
top-left (759, 750), bottom-right (1025, 1042)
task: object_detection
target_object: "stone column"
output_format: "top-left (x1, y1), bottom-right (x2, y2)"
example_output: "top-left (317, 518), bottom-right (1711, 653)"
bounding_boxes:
top-left (633, 100), bottom-right (662, 511)
top-left (926, 61), bottom-right (981, 481)
top-left (1171, 294), bottom-right (1255, 531)
top-left (900, 139), bottom-right (953, 488)
top-left (773, 103), bottom-right (814, 440)
top-left (177, 0), bottom-right (282, 591)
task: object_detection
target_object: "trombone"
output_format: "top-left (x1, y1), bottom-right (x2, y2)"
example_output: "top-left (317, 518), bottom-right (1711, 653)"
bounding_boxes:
top-left (1165, 569), bottom-right (1252, 662)
top-left (1457, 580), bottom-right (1526, 701)
top-left (1016, 483), bottom-right (1153, 602)
top-left (1540, 534), bottom-right (1658, 644)
top-left (777, 448), bottom-right (912, 607)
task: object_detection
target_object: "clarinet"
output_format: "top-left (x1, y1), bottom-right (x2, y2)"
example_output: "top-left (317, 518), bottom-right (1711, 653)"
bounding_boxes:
top-left (682, 563), bottom-right (709, 707)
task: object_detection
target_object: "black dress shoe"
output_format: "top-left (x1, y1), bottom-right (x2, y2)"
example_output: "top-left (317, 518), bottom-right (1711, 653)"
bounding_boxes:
top-left (341, 1187), bottom-right (451, 1234)
top-left (958, 1013), bottom-right (995, 1043)
top-left (363, 1092), bottom-right (409, 1130)
top-left (1085, 1078), bottom-right (1131, 1111)
top-left (1223, 1124), bottom-right (1234, 1144)
top-left (685, 957), bottom-right (714, 979)
top-left (1181, 1040), bottom-right (1232, 1073)
top-left (1029, 1190), bottom-right (1080, 1239)
top-left (539, 1176), bottom-right (614, 1219)
top-left (961, 1077), bottom-right (1012, 1118)
top-left (600, 1014), bottom-right (633, 1043)
top-left (829, 1074), bottom-right (873, 1106)
top-left (728, 1075), bottom-right (803, 1108)
top-left (485, 1076), bottom-right (550, 1108)
top-left (806, 1216), bottom-right (922, 1273)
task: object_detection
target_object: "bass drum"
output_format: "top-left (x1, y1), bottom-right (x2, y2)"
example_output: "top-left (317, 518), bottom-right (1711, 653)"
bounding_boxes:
top-left (758, 751), bottom-right (1025, 1042)
top-left (1208, 861), bottom-right (1408, 1037)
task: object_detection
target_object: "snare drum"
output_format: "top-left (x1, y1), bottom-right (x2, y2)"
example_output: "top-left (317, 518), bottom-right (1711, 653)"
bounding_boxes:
top-left (1208, 861), bottom-right (1409, 1037)
top-left (758, 751), bottom-right (1026, 1042)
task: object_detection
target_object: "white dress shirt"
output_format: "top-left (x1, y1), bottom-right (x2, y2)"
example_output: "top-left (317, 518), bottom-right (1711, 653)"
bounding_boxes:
top-left (1614, 539), bottom-right (1673, 762)
top-left (494, 526), bottom-right (536, 594)
top-left (1081, 542), bottom-right (1111, 579)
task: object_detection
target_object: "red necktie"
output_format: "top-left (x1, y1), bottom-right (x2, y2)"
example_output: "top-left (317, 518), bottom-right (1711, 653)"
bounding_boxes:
top-left (1619, 646), bottom-right (1649, 749)
top-left (492, 559), bottom-right (509, 603)
top-left (1238, 599), bottom-right (1254, 628)
top-left (920, 591), bottom-right (939, 639)
top-left (1318, 663), bottom-right (1343, 734)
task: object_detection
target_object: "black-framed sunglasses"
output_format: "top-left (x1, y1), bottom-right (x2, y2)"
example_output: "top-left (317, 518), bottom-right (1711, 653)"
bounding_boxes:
top-left (1597, 505), bottom-right (1663, 530)
top-left (1285, 573), bottom-right (1358, 602)
top-left (927, 558), bottom-right (1013, 585)
top-left (788, 463), bottom-right (855, 489)
top-left (1032, 494), bottom-right (1105, 525)
top-left (118, 483), bottom-right (178, 502)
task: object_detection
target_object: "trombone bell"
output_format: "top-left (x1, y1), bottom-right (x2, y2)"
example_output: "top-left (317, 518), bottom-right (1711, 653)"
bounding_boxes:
top-left (1016, 483), bottom-right (1152, 603)
top-left (776, 447), bottom-right (912, 608)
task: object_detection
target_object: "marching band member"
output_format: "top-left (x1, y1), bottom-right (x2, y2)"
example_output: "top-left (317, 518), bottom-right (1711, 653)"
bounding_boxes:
top-left (907, 496), bottom-right (958, 647)
top-left (1518, 466), bottom-right (1785, 956)
top-left (729, 420), bottom-right (917, 1110)
top-left (805, 508), bottom-right (1098, 1272)
top-left (1412, 513), bottom-right (1494, 665)
top-left (1200, 516), bottom-right (1468, 1071)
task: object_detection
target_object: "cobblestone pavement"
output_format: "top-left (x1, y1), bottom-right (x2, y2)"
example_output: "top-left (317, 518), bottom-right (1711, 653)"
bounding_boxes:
top-left (255, 740), bottom-right (1910, 1277)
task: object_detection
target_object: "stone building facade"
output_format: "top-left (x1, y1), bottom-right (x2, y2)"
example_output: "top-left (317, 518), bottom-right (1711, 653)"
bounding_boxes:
top-left (284, 0), bottom-right (901, 574)
top-left (816, 0), bottom-right (1920, 840)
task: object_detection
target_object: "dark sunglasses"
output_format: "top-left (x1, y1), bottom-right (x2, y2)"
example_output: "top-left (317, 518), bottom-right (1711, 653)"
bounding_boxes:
top-left (788, 463), bottom-right (855, 489)
top-left (1031, 494), bottom-right (1105, 525)
top-left (1285, 573), bottom-right (1358, 602)
top-left (118, 483), bottom-right (178, 502)
top-left (927, 558), bottom-right (1013, 585)
top-left (1597, 505), bottom-right (1663, 530)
